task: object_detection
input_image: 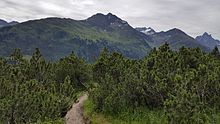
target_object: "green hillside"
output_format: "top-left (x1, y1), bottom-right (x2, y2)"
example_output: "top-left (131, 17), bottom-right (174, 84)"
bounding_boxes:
top-left (0, 16), bottom-right (152, 62)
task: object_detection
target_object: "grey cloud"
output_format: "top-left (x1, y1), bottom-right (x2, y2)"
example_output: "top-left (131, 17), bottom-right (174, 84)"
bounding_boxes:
top-left (0, 0), bottom-right (219, 39)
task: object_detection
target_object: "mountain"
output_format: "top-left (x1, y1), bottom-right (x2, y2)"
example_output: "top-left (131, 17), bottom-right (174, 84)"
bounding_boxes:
top-left (136, 28), bottom-right (210, 52)
top-left (0, 14), bottom-right (212, 62)
top-left (0, 19), bottom-right (8, 27)
top-left (9, 21), bottom-right (19, 25)
top-left (135, 27), bottom-right (156, 35)
top-left (0, 13), bottom-right (152, 62)
top-left (85, 13), bottom-right (153, 45)
top-left (0, 19), bottom-right (18, 28)
top-left (196, 32), bottom-right (220, 49)
top-left (86, 13), bottom-right (129, 29)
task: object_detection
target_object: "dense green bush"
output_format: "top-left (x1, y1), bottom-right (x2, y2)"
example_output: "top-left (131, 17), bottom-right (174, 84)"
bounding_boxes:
top-left (54, 52), bottom-right (91, 89)
top-left (91, 44), bottom-right (220, 123)
top-left (0, 49), bottom-right (89, 123)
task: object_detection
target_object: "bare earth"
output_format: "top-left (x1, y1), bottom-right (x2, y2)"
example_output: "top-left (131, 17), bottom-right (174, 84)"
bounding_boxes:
top-left (65, 94), bottom-right (88, 124)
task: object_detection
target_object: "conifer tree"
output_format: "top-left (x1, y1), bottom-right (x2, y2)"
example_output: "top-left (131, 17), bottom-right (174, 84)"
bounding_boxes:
top-left (29, 48), bottom-right (50, 82)
top-left (211, 46), bottom-right (220, 58)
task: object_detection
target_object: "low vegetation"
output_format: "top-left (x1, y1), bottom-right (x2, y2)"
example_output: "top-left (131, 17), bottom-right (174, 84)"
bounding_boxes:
top-left (83, 99), bottom-right (168, 124)
top-left (89, 44), bottom-right (220, 124)
top-left (1, 44), bottom-right (220, 123)
top-left (0, 48), bottom-right (90, 123)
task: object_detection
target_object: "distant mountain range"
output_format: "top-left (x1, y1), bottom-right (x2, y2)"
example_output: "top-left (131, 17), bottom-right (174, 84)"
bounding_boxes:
top-left (0, 14), bottom-right (219, 61)
top-left (135, 26), bottom-right (220, 51)
top-left (0, 19), bottom-right (18, 28)
top-left (135, 27), bottom-right (211, 52)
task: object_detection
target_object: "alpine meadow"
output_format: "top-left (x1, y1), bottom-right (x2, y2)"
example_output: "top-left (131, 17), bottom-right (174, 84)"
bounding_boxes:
top-left (1, 0), bottom-right (220, 124)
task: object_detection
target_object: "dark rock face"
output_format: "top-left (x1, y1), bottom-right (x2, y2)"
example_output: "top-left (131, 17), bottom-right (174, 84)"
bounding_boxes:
top-left (86, 13), bottom-right (128, 29)
top-left (196, 32), bottom-right (220, 49)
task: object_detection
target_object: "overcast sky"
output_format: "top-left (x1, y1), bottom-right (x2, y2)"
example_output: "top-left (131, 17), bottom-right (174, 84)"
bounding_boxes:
top-left (0, 0), bottom-right (220, 39)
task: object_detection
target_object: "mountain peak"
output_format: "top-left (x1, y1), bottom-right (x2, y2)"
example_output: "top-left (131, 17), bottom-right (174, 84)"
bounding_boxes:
top-left (86, 13), bottom-right (128, 29)
top-left (0, 19), bottom-right (7, 23)
top-left (166, 28), bottom-right (187, 35)
top-left (169, 28), bottom-right (183, 32)
top-left (196, 32), bottom-right (220, 49)
top-left (197, 32), bottom-right (216, 40)
top-left (87, 13), bottom-right (121, 22)
top-left (202, 32), bottom-right (212, 37)
top-left (0, 19), bottom-right (19, 28)
top-left (135, 27), bottom-right (156, 35)
top-left (0, 19), bottom-right (8, 26)
top-left (9, 21), bottom-right (19, 25)
top-left (107, 13), bottom-right (114, 16)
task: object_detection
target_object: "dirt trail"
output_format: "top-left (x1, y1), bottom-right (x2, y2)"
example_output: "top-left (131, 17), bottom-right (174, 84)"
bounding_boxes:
top-left (65, 94), bottom-right (88, 124)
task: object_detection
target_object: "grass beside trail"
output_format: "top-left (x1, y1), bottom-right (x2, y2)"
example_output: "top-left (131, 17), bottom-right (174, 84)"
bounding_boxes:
top-left (35, 119), bottom-right (64, 124)
top-left (83, 99), bottom-right (168, 124)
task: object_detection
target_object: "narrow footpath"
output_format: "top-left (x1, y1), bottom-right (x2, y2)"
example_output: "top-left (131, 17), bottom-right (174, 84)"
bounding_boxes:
top-left (65, 94), bottom-right (88, 124)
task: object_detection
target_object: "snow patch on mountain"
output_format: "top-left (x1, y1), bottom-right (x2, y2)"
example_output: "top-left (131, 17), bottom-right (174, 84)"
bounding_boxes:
top-left (135, 27), bottom-right (156, 35)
